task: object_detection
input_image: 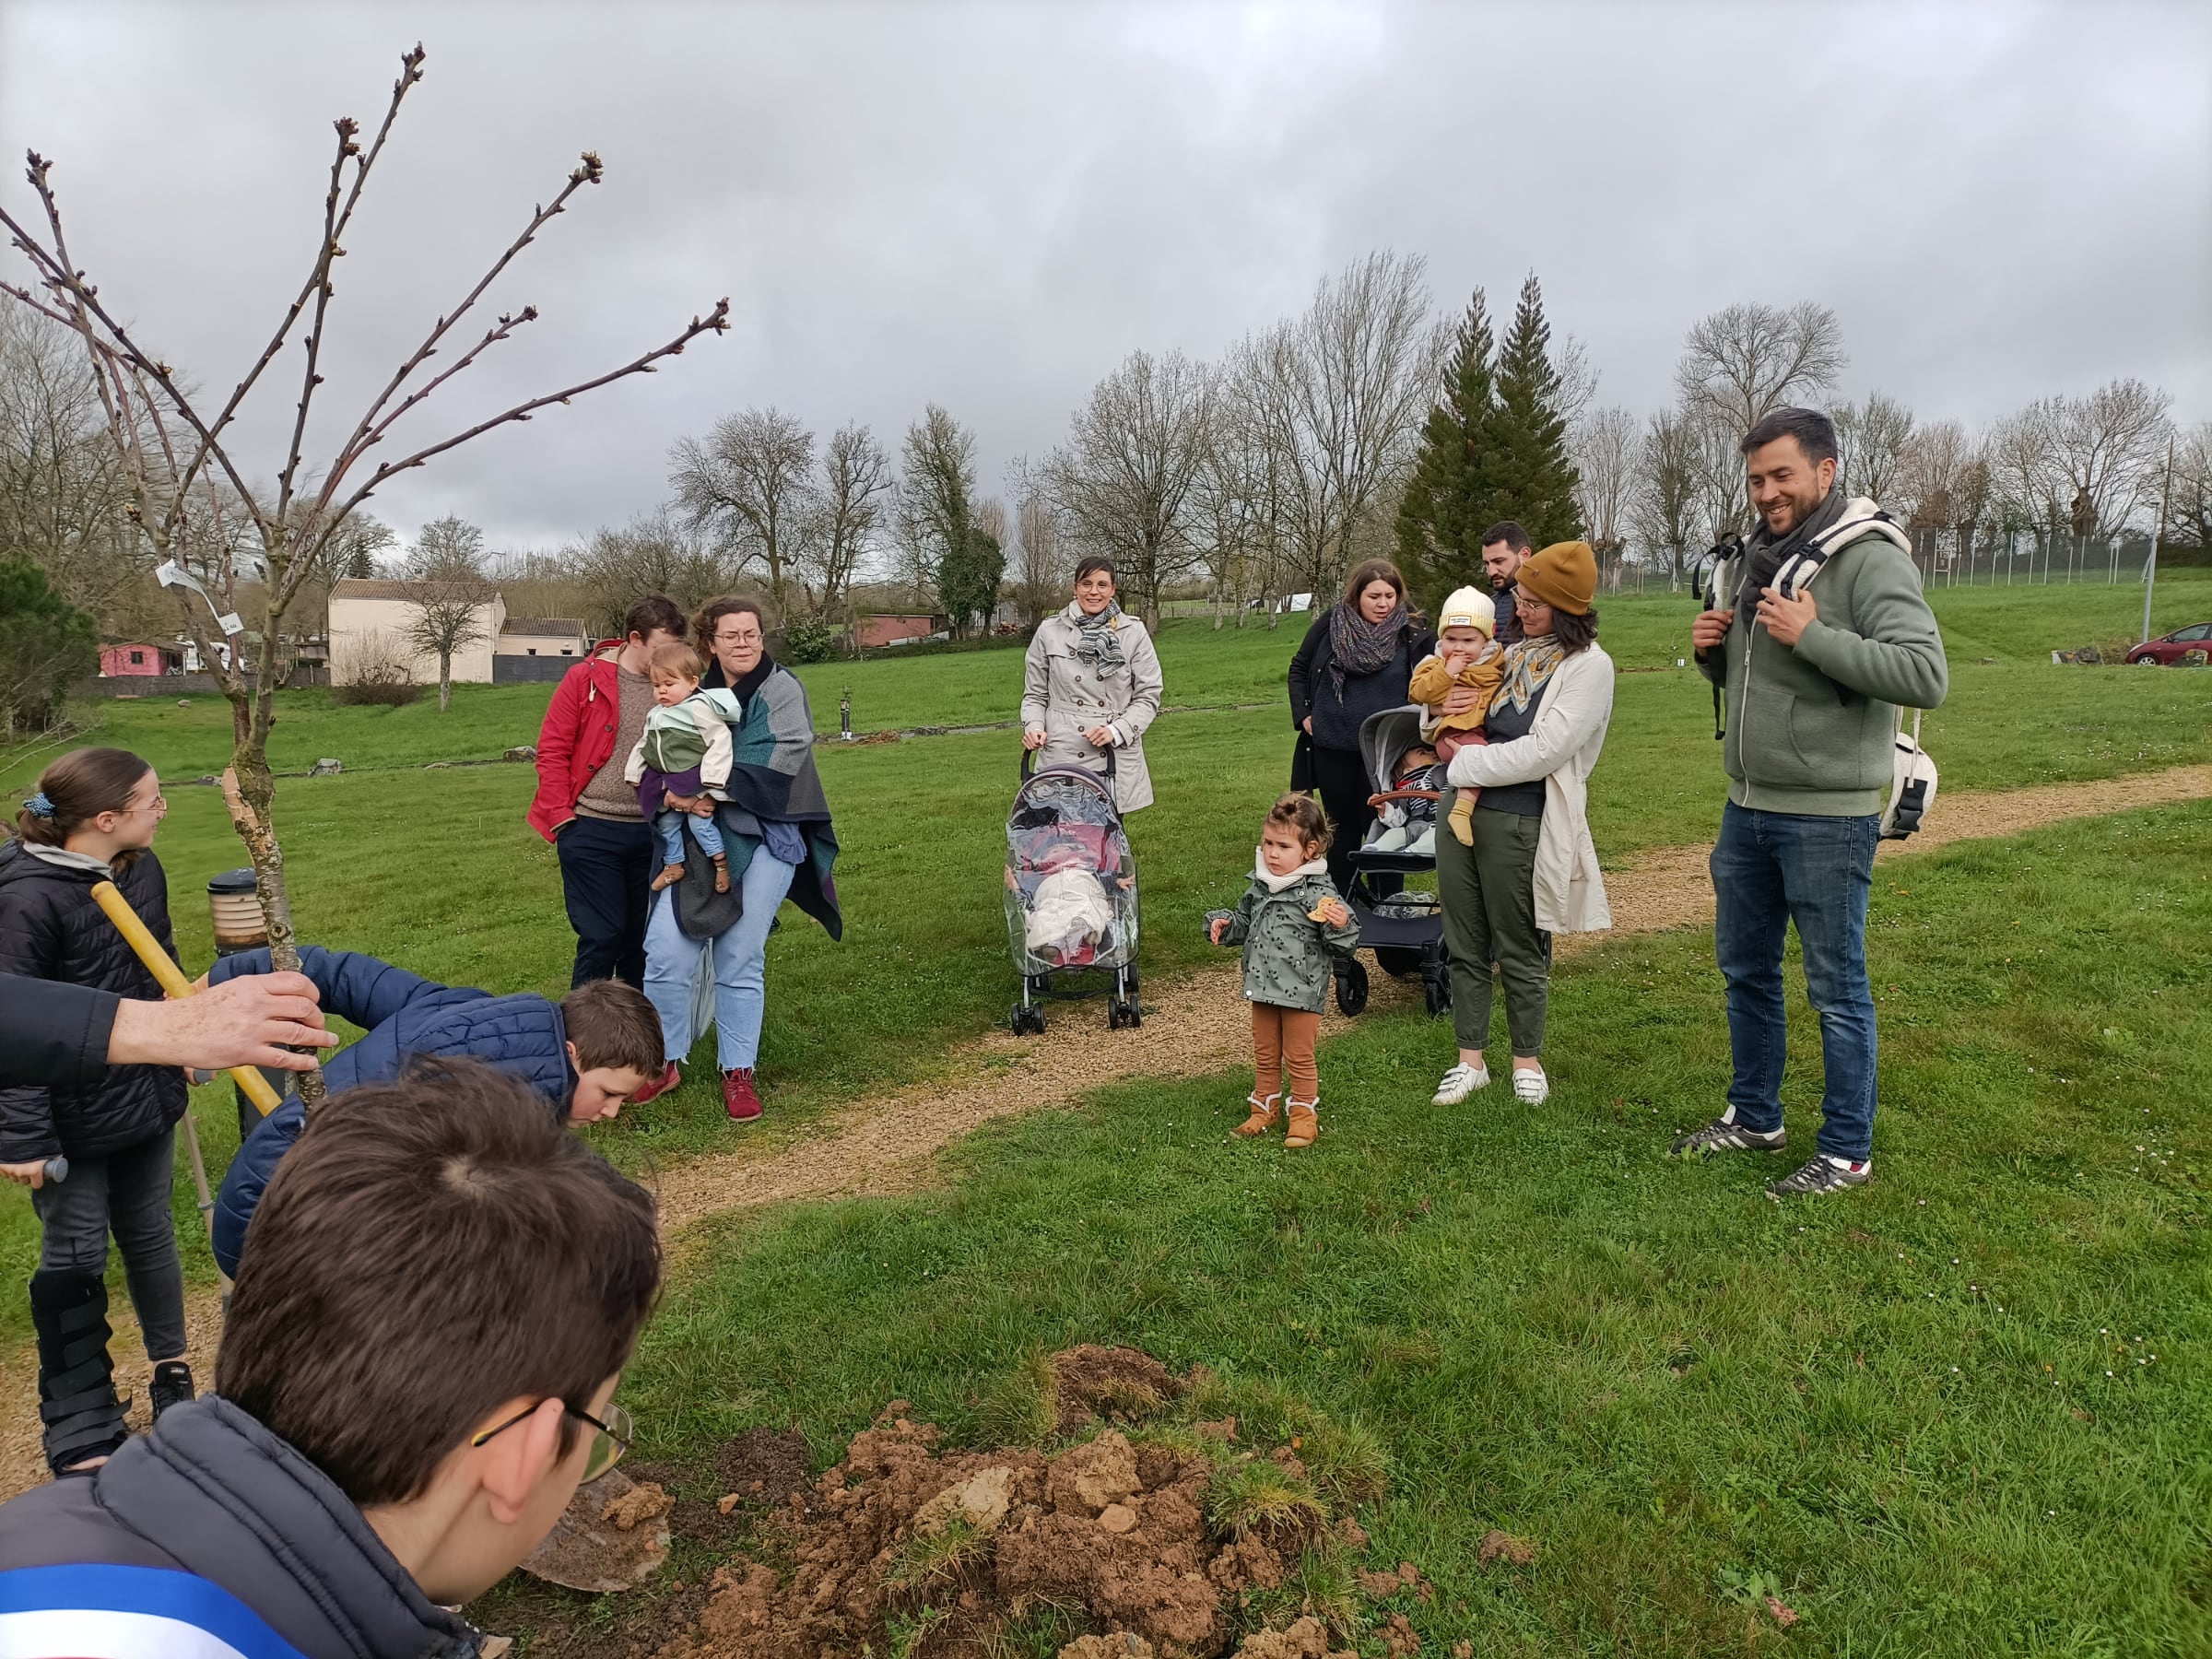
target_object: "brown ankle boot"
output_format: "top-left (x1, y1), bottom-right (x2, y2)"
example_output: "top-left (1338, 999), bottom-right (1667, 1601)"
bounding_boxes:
top-left (712, 853), bottom-right (730, 893)
top-left (651, 864), bottom-right (685, 892)
top-left (1284, 1100), bottom-right (1319, 1148)
top-left (1233, 1093), bottom-right (1280, 1136)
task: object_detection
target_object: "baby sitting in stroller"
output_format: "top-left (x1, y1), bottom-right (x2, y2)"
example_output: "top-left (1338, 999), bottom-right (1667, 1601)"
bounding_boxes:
top-left (1366, 742), bottom-right (1446, 857)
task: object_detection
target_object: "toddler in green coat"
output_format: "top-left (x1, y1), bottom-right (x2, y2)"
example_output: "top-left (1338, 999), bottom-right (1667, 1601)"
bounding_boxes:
top-left (1206, 794), bottom-right (1359, 1148)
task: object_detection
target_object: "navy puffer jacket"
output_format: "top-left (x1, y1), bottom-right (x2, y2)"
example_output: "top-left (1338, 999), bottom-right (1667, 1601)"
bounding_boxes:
top-left (0, 839), bottom-right (187, 1163)
top-left (208, 946), bottom-right (571, 1276)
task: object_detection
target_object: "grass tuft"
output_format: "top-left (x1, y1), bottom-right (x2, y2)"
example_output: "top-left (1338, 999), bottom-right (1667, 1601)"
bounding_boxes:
top-left (1206, 1455), bottom-right (1327, 1542)
top-left (973, 1348), bottom-right (1061, 1448)
top-left (886, 1516), bottom-right (993, 1594)
top-left (1296, 1416), bottom-right (1389, 1511)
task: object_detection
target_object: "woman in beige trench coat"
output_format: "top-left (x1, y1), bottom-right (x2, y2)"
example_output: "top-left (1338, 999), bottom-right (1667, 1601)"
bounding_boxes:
top-left (1020, 558), bottom-right (1164, 814)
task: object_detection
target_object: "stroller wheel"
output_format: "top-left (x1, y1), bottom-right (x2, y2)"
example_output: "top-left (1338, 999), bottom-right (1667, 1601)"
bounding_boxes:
top-left (1334, 958), bottom-right (1371, 1018)
top-left (1106, 1001), bottom-right (1124, 1030)
top-left (1421, 965), bottom-right (1452, 1018)
top-left (1011, 1003), bottom-right (1035, 1037)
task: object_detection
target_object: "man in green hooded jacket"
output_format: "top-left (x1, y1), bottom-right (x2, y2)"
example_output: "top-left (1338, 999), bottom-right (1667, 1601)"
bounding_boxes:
top-left (1672, 406), bottom-right (1947, 1199)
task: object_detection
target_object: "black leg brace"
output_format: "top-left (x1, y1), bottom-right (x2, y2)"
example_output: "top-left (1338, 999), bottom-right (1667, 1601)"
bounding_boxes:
top-left (29, 1269), bottom-right (128, 1475)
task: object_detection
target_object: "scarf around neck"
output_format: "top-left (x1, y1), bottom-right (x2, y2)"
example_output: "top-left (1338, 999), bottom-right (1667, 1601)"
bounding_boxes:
top-left (1744, 482), bottom-right (1848, 596)
top-left (1327, 599), bottom-right (1408, 700)
top-left (1491, 634), bottom-right (1569, 716)
top-left (1253, 852), bottom-right (1330, 892)
top-left (1067, 600), bottom-right (1128, 675)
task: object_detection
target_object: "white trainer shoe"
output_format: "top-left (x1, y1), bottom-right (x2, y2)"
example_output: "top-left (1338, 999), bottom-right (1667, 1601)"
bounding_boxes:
top-left (1511, 1065), bottom-right (1550, 1105)
top-left (1431, 1062), bottom-right (1490, 1105)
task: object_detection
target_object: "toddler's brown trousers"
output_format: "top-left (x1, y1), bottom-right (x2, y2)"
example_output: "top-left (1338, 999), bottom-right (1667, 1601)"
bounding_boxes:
top-left (1253, 1003), bottom-right (1322, 1103)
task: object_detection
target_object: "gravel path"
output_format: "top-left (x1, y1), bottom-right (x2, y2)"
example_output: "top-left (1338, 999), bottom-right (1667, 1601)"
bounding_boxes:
top-left (4, 762), bottom-right (2206, 1498)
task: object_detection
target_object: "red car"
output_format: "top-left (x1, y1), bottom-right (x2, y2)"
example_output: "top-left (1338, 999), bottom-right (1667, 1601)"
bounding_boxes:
top-left (2126, 622), bottom-right (2212, 665)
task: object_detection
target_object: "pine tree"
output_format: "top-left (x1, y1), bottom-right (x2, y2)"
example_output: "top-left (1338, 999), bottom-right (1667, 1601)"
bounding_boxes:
top-left (1488, 274), bottom-right (1582, 547)
top-left (1395, 289), bottom-right (1500, 608)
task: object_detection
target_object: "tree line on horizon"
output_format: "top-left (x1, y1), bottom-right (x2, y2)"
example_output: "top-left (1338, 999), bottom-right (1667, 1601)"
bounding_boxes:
top-left (3, 258), bottom-right (2208, 696)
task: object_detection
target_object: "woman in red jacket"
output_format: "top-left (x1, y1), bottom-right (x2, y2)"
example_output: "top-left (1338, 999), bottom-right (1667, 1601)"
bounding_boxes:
top-left (527, 594), bottom-right (688, 991)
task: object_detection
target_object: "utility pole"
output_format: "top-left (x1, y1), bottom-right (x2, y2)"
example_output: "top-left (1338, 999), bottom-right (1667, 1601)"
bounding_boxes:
top-left (2143, 437), bottom-right (2174, 648)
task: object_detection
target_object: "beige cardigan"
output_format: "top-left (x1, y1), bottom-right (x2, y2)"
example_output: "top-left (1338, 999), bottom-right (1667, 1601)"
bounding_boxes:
top-left (1443, 642), bottom-right (1615, 934)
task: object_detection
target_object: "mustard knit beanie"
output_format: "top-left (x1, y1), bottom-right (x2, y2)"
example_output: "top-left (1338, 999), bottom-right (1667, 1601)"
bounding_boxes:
top-left (1516, 541), bottom-right (1597, 617)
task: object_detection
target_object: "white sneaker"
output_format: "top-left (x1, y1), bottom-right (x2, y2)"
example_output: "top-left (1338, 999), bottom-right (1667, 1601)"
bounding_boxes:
top-left (1432, 1063), bottom-right (1489, 1105)
top-left (1512, 1065), bottom-right (1550, 1105)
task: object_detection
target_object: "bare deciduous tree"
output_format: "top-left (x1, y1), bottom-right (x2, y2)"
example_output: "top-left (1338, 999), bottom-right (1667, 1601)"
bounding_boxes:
top-left (1571, 405), bottom-right (1638, 584)
top-left (1630, 407), bottom-right (1702, 589)
top-left (567, 508), bottom-right (732, 636)
top-left (796, 421), bottom-right (891, 628)
top-left (1987, 379), bottom-right (2172, 540)
top-left (1229, 251), bottom-right (1442, 599)
top-left (1675, 300), bottom-right (1846, 441)
top-left (896, 406), bottom-right (972, 582)
top-left (1834, 391), bottom-right (1915, 502)
top-left (1011, 485), bottom-right (1068, 627)
top-left (0, 44), bottom-right (727, 1104)
top-left (670, 406), bottom-right (817, 617)
top-left (398, 513), bottom-right (491, 711)
top-left (0, 305), bottom-right (141, 616)
top-left (1034, 347), bottom-right (1214, 629)
top-left (2169, 420), bottom-right (2212, 550)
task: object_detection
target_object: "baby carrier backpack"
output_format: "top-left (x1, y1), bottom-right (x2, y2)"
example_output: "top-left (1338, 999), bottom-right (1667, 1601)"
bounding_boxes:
top-left (1700, 498), bottom-right (1937, 841)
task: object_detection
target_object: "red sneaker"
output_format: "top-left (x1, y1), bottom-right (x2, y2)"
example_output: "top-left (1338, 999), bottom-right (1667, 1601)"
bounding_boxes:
top-left (722, 1067), bottom-right (762, 1121)
top-left (629, 1060), bottom-right (681, 1105)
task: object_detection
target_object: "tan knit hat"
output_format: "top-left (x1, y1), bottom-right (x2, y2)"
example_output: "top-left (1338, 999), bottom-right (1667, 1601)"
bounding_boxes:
top-left (1515, 541), bottom-right (1597, 617)
top-left (1437, 585), bottom-right (1495, 637)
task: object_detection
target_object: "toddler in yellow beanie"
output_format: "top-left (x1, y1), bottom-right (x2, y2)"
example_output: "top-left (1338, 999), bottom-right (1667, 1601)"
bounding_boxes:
top-left (1407, 585), bottom-right (1505, 846)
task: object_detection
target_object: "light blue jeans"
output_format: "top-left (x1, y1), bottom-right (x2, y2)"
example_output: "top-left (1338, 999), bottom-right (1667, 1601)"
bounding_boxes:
top-left (643, 849), bottom-right (796, 1073)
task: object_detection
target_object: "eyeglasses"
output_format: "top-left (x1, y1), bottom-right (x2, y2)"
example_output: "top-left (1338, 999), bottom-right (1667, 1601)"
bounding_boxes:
top-left (472, 1399), bottom-right (634, 1485)
top-left (713, 629), bottom-right (760, 645)
top-left (117, 795), bottom-right (169, 818)
top-left (1512, 594), bottom-right (1544, 613)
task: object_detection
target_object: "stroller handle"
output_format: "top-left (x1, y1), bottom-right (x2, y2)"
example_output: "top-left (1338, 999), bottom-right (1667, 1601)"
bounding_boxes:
top-left (1020, 738), bottom-right (1118, 783)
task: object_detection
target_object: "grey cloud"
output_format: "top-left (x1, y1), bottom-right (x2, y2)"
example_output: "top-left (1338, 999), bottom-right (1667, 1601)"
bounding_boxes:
top-left (2, 0), bottom-right (2204, 553)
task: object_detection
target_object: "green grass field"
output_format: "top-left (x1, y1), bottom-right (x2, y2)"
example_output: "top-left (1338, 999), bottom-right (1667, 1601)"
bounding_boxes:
top-left (1, 578), bottom-right (2207, 1345)
top-left (3, 579), bottom-right (2210, 1649)
top-left (482, 804), bottom-right (2212, 1654)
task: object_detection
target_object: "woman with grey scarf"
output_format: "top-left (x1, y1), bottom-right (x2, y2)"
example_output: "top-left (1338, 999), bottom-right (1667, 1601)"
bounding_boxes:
top-left (1021, 558), bottom-right (1165, 813)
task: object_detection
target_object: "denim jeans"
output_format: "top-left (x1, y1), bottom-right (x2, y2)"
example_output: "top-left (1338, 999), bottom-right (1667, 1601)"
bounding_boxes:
top-left (643, 848), bottom-right (797, 1072)
top-left (30, 1126), bottom-right (187, 1361)
top-left (1709, 803), bottom-right (1879, 1160)
top-left (657, 806), bottom-right (724, 868)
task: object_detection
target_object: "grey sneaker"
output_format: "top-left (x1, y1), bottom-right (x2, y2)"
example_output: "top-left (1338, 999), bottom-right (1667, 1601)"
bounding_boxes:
top-left (1766, 1157), bottom-right (1871, 1199)
top-left (1668, 1111), bottom-right (1785, 1158)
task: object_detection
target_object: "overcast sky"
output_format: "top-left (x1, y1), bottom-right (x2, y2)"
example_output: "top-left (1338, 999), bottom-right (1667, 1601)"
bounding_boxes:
top-left (3, 0), bottom-right (2206, 554)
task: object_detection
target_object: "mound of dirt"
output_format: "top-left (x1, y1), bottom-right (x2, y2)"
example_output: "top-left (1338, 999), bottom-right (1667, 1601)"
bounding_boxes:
top-left (653, 1356), bottom-right (1361, 1659)
top-left (1051, 1346), bottom-right (1183, 1437)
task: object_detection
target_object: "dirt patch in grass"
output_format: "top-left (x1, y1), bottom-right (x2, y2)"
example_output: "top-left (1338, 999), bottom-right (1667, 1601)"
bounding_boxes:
top-left (717, 1428), bottom-right (814, 1509)
top-left (1051, 1347), bottom-right (1183, 1438)
top-left (634, 1351), bottom-right (1396, 1659)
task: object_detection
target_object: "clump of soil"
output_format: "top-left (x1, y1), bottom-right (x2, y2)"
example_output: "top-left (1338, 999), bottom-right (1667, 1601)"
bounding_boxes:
top-left (650, 1351), bottom-right (1388, 1659)
top-left (1051, 1345), bottom-right (1182, 1437)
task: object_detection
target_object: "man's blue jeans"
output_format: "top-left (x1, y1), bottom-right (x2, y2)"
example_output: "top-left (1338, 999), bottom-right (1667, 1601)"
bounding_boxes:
top-left (1709, 802), bottom-right (1879, 1161)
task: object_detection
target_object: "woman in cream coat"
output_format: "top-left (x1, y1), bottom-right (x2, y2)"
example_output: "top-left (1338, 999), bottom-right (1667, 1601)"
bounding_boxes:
top-left (1020, 558), bottom-right (1165, 814)
top-left (1428, 540), bottom-right (1614, 1111)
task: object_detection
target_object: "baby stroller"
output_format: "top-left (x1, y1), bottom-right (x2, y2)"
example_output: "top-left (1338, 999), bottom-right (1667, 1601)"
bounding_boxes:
top-left (1334, 704), bottom-right (1453, 1019)
top-left (1005, 746), bottom-right (1142, 1034)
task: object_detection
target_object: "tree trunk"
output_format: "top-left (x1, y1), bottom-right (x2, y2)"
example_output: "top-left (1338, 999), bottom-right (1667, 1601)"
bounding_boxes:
top-left (221, 753), bottom-right (326, 1110)
top-left (440, 652), bottom-right (453, 712)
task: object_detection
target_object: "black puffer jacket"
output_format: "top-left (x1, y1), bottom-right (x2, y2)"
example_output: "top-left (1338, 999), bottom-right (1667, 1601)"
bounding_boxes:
top-left (0, 838), bottom-right (186, 1162)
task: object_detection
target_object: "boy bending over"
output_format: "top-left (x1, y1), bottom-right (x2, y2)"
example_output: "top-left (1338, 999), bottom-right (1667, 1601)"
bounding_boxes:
top-left (204, 945), bottom-right (667, 1277)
